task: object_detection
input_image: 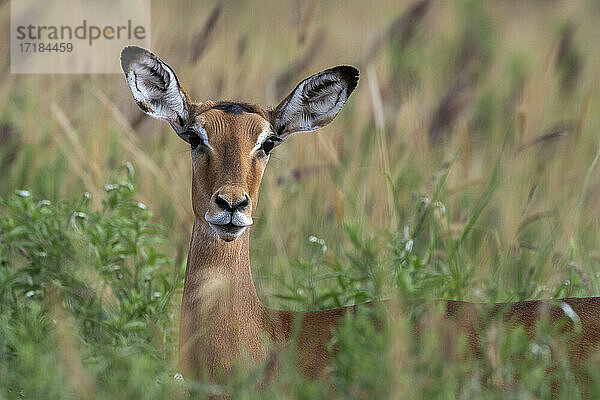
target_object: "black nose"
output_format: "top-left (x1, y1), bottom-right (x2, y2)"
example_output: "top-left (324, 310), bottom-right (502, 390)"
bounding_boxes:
top-left (215, 194), bottom-right (249, 211)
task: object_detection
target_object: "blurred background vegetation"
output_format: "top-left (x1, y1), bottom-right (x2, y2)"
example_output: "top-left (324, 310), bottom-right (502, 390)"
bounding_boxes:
top-left (1, 0), bottom-right (600, 398)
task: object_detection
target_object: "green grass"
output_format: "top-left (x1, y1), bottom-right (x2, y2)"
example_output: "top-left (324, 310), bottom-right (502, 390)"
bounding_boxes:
top-left (2, 0), bottom-right (600, 398)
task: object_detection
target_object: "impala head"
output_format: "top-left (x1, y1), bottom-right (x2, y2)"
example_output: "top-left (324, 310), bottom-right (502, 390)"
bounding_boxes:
top-left (121, 46), bottom-right (358, 242)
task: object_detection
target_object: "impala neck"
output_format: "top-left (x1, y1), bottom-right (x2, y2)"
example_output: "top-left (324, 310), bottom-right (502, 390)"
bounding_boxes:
top-left (180, 220), bottom-right (269, 378)
top-left (183, 220), bottom-right (263, 310)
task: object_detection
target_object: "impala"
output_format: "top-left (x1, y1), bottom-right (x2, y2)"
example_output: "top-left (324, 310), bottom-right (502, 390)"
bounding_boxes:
top-left (120, 46), bottom-right (600, 387)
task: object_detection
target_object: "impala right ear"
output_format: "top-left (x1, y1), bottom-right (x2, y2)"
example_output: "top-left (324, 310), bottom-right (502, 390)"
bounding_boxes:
top-left (271, 65), bottom-right (359, 141)
top-left (120, 46), bottom-right (191, 131)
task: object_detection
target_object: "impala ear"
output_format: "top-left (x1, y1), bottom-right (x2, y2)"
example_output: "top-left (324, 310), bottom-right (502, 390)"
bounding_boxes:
top-left (271, 66), bottom-right (359, 140)
top-left (120, 46), bottom-right (191, 131)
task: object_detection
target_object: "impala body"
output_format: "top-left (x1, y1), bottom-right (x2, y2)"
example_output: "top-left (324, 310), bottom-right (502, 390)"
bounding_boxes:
top-left (120, 46), bottom-right (600, 388)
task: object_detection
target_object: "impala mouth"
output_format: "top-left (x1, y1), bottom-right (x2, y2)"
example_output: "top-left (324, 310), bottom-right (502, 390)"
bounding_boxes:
top-left (208, 222), bottom-right (248, 242)
top-left (205, 210), bottom-right (253, 242)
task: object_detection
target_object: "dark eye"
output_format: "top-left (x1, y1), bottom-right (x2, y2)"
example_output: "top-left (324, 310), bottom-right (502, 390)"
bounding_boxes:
top-left (186, 130), bottom-right (202, 149)
top-left (260, 136), bottom-right (280, 155)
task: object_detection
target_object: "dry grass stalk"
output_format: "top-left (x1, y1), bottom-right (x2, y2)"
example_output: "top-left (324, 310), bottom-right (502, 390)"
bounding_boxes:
top-left (91, 87), bottom-right (192, 226)
top-left (428, 40), bottom-right (480, 145)
top-left (447, 178), bottom-right (488, 196)
top-left (236, 34), bottom-right (248, 62)
top-left (555, 23), bottom-right (581, 91)
top-left (51, 103), bottom-right (101, 203)
top-left (517, 109), bottom-right (527, 148)
top-left (272, 28), bottom-right (326, 100)
top-left (367, 66), bottom-right (386, 133)
top-left (517, 122), bottom-right (574, 152)
top-left (189, 2), bottom-right (223, 64)
top-left (296, 0), bottom-right (317, 45)
top-left (334, 185), bottom-right (345, 222)
top-left (576, 90), bottom-right (591, 141)
top-left (517, 210), bottom-right (555, 234)
top-left (360, 0), bottom-right (431, 65)
top-left (568, 261), bottom-right (593, 296)
top-left (367, 65), bottom-right (395, 226)
top-left (275, 165), bottom-right (329, 186)
top-left (0, 122), bottom-right (17, 167)
top-left (47, 287), bottom-right (97, 398)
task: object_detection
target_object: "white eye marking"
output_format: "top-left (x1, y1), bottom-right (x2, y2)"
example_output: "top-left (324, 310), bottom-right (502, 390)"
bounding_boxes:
top-left (196, 125), bottom-right (213, 151)
top-left (250, 128), bottom-right (272, 155)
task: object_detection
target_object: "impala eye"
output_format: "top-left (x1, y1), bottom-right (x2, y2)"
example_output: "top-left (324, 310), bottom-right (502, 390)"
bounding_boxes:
top-left (186, 130), bottom-right (202, 149)
top-left (260, 136), bottom-right (281, 155)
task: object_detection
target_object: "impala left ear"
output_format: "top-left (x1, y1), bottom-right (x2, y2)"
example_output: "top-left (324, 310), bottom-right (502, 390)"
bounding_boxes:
top-left (120, 46), bottom-right (191, 132)
top-left (271, 66), bottom-right (359, 140)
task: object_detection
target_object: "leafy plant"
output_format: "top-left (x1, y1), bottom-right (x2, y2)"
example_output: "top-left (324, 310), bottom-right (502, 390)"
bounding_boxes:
top-left (0, 169), bottom-right (181, 399)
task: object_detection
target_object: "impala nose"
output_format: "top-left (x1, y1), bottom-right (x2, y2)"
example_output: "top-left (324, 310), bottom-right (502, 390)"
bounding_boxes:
top-left (215, 192), bottom-right (249, 212)
top-left (206, 187), bottom-right (253, 236)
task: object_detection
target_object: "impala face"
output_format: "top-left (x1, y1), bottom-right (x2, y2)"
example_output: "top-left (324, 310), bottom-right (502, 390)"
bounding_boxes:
top-left (121, 46), bottom-right (358, 242)
top-left (188, 105), bottom-right (273, 241)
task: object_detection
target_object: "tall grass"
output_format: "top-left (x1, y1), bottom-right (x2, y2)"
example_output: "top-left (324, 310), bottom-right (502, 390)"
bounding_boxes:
top-left (1, 0), bottom-right (600, 397)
